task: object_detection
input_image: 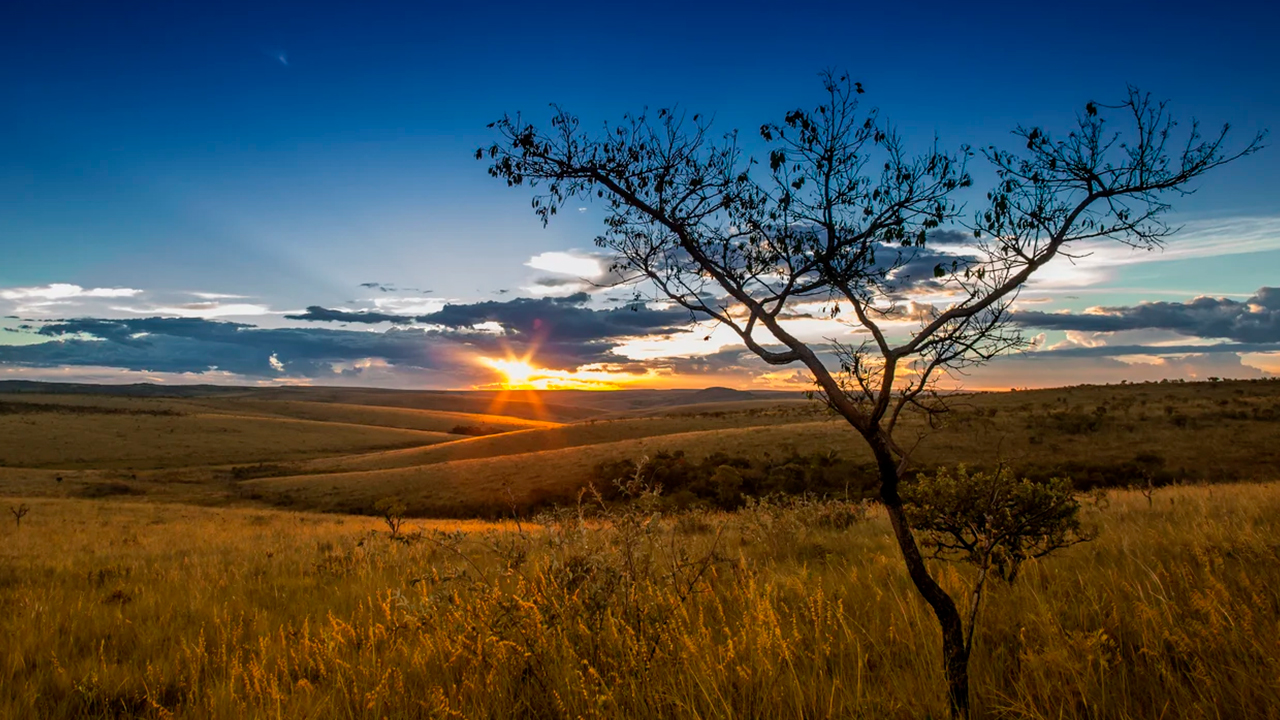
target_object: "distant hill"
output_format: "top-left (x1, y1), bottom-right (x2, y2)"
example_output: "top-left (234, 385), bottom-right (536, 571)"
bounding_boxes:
top-left (0, 380), bottom-right (249, 398)
top-left (684, 386), bottom-right (761, 404)
top-left (0, 381), bottom-right (800, 421)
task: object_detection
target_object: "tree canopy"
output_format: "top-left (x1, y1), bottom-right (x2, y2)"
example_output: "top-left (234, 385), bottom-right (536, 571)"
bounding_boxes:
top-left (482, 73), bottom-right (1263, 454)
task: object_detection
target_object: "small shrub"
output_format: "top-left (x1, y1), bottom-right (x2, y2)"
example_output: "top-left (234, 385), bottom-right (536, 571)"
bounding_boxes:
top-left (373, 497), bottom-right (408, 538)
top-left (450, 424), bottom-right (500, 437)
top-left (903, 465), bottom-right (1095, 657)
top-left (230, 463), bottom-right (289, 481)
top-left (903, 465), bottom-right (1092, 583)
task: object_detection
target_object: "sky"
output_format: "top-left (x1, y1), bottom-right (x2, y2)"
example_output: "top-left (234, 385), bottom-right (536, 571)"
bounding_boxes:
top-left (2, 0), bottom-right (1278, 391)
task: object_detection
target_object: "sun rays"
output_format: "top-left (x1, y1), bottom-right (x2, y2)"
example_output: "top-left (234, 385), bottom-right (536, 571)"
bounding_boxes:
top-left (479, 354), bottom-right (634, 391)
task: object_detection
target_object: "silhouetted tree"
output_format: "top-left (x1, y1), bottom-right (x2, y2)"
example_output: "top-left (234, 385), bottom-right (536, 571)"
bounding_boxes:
top-left (481, 72), bottom-right (1264, 717)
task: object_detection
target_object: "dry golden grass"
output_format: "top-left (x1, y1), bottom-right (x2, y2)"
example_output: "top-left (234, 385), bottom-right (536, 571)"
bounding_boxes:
top-left (0, 393), bottom-right (554, 473)
top-left (2, 482), bottom-right (1278, 718)
top-left (0, 409), bottom-right (449, 470)
top-left (183, 398), bottom-right (562, 434)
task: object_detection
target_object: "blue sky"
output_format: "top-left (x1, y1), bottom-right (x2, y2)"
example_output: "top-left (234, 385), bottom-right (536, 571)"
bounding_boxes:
top-left (1, 0), bottom-right (1278, 389)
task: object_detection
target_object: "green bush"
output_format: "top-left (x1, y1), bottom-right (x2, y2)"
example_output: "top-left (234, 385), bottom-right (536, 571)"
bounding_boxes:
top-left (902, 465), bottom-right (1091, 582)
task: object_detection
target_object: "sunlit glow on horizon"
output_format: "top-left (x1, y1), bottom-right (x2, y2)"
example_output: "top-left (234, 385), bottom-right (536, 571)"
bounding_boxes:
top-left (479, 353), bottom-right (646, 391)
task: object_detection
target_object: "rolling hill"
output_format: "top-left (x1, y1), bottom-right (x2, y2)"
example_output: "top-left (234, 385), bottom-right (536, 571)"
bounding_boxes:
top-left (2, 379), bottom-right (1279, 516)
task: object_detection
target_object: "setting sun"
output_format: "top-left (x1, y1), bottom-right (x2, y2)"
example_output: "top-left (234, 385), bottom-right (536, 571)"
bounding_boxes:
top-left (482, 357), bottom-right (539, 388)
top-left (479, 354), bottom-right (639, 390)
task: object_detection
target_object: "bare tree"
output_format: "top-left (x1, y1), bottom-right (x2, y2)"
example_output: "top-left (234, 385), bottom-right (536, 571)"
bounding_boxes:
top-left (10, 504), bottom-right (29, 529)
top-left (481, 72), bottom-right (1263, 717)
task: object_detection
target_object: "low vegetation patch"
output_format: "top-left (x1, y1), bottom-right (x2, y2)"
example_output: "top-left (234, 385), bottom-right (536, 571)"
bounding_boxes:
top-left (586, 447), bottom-right (1224, 518)
top-left (449, 424), bottom-right (503, 437)
top-left (74, 481), bottom-right (144, 498)
top-left (590, 449), bottom-right (879, 510)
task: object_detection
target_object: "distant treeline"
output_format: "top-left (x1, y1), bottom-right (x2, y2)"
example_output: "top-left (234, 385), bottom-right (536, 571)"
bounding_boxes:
top-left (0, 401), bottom-right (182, 417)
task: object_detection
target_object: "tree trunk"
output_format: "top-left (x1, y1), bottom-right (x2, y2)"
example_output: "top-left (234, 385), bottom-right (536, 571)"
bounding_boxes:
top-left (872, 440), bottom-right (971, 719)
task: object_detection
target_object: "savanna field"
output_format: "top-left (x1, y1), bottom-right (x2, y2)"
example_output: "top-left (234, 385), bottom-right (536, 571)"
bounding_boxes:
top-left (2, 379), bottom-right (1280, 718)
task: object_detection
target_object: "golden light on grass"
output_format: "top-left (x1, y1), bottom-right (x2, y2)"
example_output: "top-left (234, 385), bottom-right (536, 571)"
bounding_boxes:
top-left (5, 483), bottom-right (1280, 718)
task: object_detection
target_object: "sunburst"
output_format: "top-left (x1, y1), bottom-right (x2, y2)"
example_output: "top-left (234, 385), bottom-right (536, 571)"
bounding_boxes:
top-left (478, 353), bottom-right (634, 392)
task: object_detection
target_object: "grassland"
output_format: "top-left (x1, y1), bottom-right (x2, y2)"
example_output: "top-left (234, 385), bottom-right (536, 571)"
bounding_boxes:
top-left (1, 379), bottom-right (1279, 717)
top-left (2, 379), bottom-right (1279, 515)
top-left (2, 483), bottom-right (1278, 718)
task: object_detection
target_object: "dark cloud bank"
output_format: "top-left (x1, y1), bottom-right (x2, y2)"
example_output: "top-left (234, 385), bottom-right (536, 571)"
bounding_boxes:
top-left (2, 287), bottom-right (1276, 384)
top-left (1013, 287), bottom-right (1280, 345)
top-left (0, 295), bottom-right (691, 380)
top-left (1, 318), bottom-right (458, 378)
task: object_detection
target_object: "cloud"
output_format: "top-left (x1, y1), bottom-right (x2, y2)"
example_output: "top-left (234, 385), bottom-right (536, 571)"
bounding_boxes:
top-left (1017, 216), bottom-right (1280, 291)
top-left (0, 284), bottom-right (145, 314)
top-left (521, 250), bottom-right (638, 297)
top-left (1, 290), bottom-right (694, 381)
top-left (366, 295), bottom-right (448, 315)
top-left (531, 276), bottom-right (586, 288)
top-left (415, 293), bottom-right (690, 369)
top-left (1013, 287), bottom-right (1280, 344)
top-left (0, 284), bottom-right (143, 301)
top-left (245, 292), bottom-right (690, 371)
top-left (418, 294), bottom-right (683, 342)
top-left (0, 364), bottom-right (262, 386)
top-left (116, 302), bottom-right (275, 318)
top-left (0, 284), bottom-right (281, 321)
top-left (527, 251), bottom-right (607, 278)
top-left (965, 351), bottom-right (1274, 389)
top-left (190, 292), bottom-right (249, 300)
top-left (2, 317), bottom-right (465, 378)
top-left (1035, 342), bottom-right (1280, 358)
top-left (923, 230), bottom-right (974, 246)
top-left (285, 306), bottom-right (413, 324)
